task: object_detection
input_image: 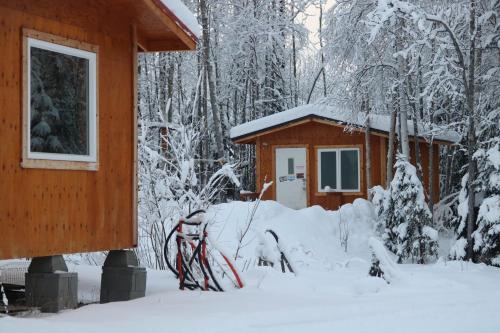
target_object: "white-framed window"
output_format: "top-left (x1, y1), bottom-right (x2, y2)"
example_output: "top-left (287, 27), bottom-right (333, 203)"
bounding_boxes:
top-left (22, 30), bottom-right (98, 170)
top-left (317, 147), bottom-right (360, 192)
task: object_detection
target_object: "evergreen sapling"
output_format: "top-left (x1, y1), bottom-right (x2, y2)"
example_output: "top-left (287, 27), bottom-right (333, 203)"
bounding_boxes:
top-left (384, 155), bottom-right (438, 263)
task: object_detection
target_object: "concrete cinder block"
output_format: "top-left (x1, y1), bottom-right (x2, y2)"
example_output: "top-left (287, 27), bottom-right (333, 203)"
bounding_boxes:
top-left (100, 266), bottom-right (146, 303)
top-left (103, 250), bottom-right (139, 267)
top-left (25, 272), bottom-right (78, 313)
top-left (28, 255), bottom-right (68, 273)
top-left (100, 250), bottom-right (146, 303)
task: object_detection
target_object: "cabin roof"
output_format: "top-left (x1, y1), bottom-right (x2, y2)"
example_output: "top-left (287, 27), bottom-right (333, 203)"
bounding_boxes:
top-left (230, 104), bottom-right (461, 144)
top-left (156, 0), bottom-right (201, 40)
top-left (111, 0), bottom-right (200, 51)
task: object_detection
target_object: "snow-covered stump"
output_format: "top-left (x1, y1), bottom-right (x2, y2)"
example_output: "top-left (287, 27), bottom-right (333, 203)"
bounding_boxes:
top-left (100, 250), bottom-right (146, 304)
top-left (25, 255), bottom-right (78, 313)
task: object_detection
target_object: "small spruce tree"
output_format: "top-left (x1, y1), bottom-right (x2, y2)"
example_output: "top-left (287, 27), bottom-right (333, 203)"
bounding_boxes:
top-left (384, 155), bottom-right (438, 263)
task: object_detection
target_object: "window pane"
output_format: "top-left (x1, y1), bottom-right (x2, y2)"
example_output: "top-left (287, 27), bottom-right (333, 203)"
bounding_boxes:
top-left (320, 151), bottom-right (336, 190)
top-left (30, 46), bottom-right (89, 155)
top-left (288, 158), bottom-right (294, 175)
top-left (341, 150), bottom-right (359, 190)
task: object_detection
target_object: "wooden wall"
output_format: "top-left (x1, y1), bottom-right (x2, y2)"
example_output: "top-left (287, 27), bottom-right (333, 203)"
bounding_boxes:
top-left (0, 1), bottom-right (136, 259)
top-left (253, 120), bottom-right (441, 210)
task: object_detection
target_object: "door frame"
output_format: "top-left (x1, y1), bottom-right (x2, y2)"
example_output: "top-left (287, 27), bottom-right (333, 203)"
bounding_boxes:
top-left (272, 144), bottom-right (310, 207)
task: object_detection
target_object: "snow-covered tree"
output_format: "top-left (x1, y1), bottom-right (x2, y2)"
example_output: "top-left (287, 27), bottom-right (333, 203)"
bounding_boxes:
top-left (471, 110), bottom-right (500, 265)
top-left (384, 155), bottom-right (438, 263)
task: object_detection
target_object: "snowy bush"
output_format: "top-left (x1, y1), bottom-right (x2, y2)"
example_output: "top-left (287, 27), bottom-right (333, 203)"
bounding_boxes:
top-left (137, 121), bottom-right (240, 268)
top-left (384, 155), bottom-right (438, 264)
top-left (449, 237), bottom-right (468, 261)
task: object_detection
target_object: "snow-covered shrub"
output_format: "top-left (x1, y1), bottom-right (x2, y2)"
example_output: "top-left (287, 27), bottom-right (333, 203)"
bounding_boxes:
top-left (384, 155), bottom-right (438, 264)
top-left (338, 204), bottom-right (352, 252)
top-left (137, 121), bottom-right (240, 268)
top-left (370, 185), bottom-right (388, 237)
top-left (368, 237), bottom-right (401, 283)
top-left (449, 237), bottom-right (468, 261)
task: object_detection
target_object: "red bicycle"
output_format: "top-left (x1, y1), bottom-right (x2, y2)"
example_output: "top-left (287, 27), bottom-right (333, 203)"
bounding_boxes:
top-left (164, 210), bottom-right (244, 291)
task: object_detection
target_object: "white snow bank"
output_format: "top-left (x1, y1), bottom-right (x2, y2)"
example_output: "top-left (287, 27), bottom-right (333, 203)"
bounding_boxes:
top-left (230, 103), bottom-right (461, 143)
top-left (206, 199), bottom-right (376, 272)
top-left (3, 259), bottom-right (500, 333)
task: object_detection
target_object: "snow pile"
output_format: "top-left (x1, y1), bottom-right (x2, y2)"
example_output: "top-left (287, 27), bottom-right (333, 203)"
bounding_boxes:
top-left (206, 198), bottom-right (376, 272)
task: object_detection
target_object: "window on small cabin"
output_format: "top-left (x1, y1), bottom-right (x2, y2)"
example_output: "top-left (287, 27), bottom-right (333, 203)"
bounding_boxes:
top-left (320, 151), bottom-right (337, 189)
top-left (23, 35), bottom-right (98, 169)
top-left (318, 148), bottom-right (360, 192)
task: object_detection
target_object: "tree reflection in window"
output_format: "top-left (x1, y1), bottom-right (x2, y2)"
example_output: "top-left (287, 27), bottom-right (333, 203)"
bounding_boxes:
top-left (30, 47), bottom-right (89, 155)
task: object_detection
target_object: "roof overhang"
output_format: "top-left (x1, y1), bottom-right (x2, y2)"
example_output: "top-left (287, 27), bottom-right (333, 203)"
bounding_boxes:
top-left (232, 115), bottom-right (456, 146)
top-left (108, 0), bottom-right (198, 52)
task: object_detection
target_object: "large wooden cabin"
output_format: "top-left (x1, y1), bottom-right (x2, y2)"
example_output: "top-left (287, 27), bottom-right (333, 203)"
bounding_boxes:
top-left (0, 0), bottom-right (198, 260)
top-left (231, 105), bottom-right (459, 210)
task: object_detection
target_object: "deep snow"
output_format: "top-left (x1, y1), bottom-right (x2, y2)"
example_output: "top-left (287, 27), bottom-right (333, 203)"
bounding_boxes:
top-left (1, 200), bottom-right (500, 333)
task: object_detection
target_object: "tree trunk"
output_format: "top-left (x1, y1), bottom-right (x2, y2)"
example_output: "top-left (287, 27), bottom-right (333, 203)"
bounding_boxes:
top-left (412, 57), bottom-right (424, 180)
top-left (307, 67), bottom-right (324, 104)
top-left (291, 4), bottom-right (298, 107)
top-left (398, 70), bottom-right (410, 160)
top-left (386, 97), bottom-right (397, 186)
top-left (319, 2), bottom-right (327, 97)
top-left (166, 57), bottom-right (175, 123)
top-left (428, 137), bottom-right (434, 214)
top-left (397, 20), bottom-right (410, 160)
top-left (200, 0), bottom-right (224, 159)
top-left (444, 145), bottom-right (454, 197)
top-left (365, 98), bottom-right (372, 200)
top-left (465, 0), bottom-right (477, 260)
top-left (201, 58), bottom-right (209, 187)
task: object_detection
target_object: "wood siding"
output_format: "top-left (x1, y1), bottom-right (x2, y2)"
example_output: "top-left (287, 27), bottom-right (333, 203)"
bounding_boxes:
top-left (0, 2), bottom-right (136, 259)
top-left (253, 120), bottom-right (441, 210)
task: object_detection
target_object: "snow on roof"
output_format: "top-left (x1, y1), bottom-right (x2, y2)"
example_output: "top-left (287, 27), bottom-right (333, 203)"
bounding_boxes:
top-left (159, 0), bottom-right (201, 39)
top-left (230, 104), bottom-right (461, 143)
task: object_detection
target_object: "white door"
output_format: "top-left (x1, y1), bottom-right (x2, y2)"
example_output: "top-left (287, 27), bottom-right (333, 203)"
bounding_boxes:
top-left (275, 148), bottom-right (307, 209)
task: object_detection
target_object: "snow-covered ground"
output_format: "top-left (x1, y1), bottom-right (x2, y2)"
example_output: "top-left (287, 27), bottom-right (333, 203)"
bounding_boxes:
top-left (2, 200), bottom-right (500, 333)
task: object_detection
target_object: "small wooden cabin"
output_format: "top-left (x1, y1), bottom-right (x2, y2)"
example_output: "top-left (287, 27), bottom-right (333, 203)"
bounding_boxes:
top-left (231, 105), bottom-right (459, 210)
top-left (0, 0), bottom-right (198, 260)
